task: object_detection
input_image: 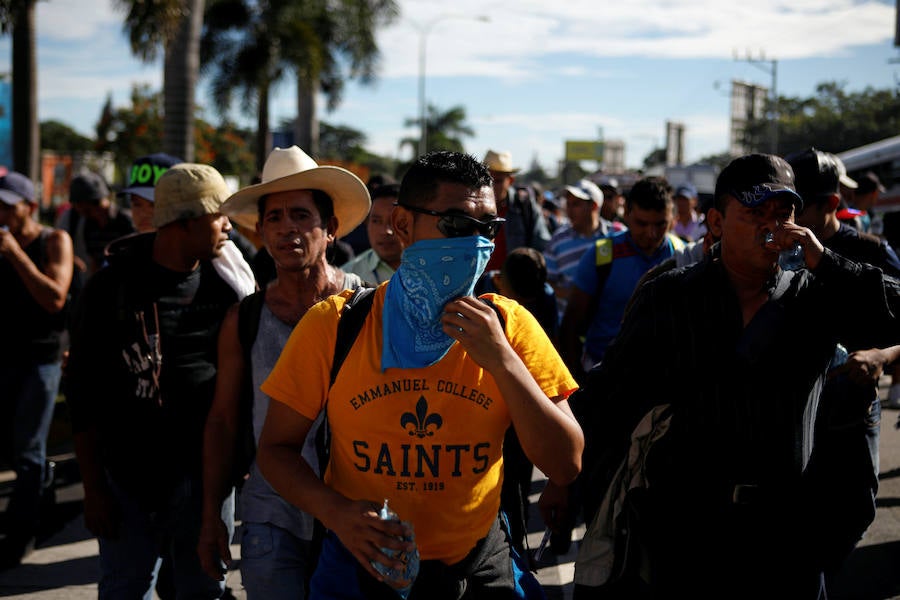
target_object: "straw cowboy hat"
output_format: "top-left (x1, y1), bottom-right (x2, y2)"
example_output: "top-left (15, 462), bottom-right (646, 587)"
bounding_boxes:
top-left (221, 146), bottom-right (371, 239)
top-left (483, 149), bottom-right (520, 174)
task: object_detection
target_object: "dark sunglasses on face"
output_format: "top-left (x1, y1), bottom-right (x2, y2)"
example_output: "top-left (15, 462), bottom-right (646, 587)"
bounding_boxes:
top-left (396, 203), bottom-right (506, 240)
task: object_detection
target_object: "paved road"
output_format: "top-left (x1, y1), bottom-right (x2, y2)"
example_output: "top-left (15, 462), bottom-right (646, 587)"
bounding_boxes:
top-left (2, 389), bottom-right (900, 599)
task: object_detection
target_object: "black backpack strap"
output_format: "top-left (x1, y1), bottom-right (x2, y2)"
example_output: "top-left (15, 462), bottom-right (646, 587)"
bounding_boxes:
top-left (237, 289), bottom-right (267, 363)
top-left (310, 286), bottom-right (377, 568)
top-left (479, 296), bottom-right (506, 331)
top-left (232, 289), bottom-right (267, 486)
top-left (330, 286), bottom-right (377, 386)
top-left (316, 286), bottom-right (377, 477)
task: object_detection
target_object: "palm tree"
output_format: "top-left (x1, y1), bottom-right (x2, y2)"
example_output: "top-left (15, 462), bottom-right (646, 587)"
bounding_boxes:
top-left (200, 0), bottom-right (397, 170)
top-left (0, 0), bottom-right (39, 178)
top-left (400, 104), bottom-right (475, 157)
top-left (292, 0), bottom-right (399, 156)
top-left (115, 0), bottom-right (204, 162)
top-left (201, 0), bottom-right (295, 172)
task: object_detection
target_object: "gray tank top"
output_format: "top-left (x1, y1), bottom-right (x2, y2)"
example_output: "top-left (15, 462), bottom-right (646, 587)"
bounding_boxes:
top-left (240, 303), bottom-right (322, 539)
top-left (240, 273), bottom-right (363, 537)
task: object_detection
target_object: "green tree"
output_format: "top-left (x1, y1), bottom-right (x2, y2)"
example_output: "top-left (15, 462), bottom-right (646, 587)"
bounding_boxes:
top-left (114, 0), bottom-right (205, 163)
top-left (696, 151), bottom-right (733, 171)
top-left (94, 85), bottom-right (165, 181)
top-left (642, 147), bottom-right (666, 170)
top-left (0, 0), bottom-right (38, 177)
top-left (201, 0), bottom-right (397, 168)
top-left (400, 104), bottom-right (475, 157)
top-left (520, 155), bottom-right (550, 187)
top-left (93, 85), bottom-right (255, 185)
top-left (319, 122), bottom-right (368, 162)
top-left (40, 120), bottom-right (93, 154)
top-left (292, 0), bottom-right (399, 155)
top-left (743, 81), bottom-right (900, 156)
top-left (201, 0), bottom-right (297, 171)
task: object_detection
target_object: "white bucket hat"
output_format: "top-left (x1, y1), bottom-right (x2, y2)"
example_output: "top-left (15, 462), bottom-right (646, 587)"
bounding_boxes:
top-left (221, 146), bottom-right (371, 239)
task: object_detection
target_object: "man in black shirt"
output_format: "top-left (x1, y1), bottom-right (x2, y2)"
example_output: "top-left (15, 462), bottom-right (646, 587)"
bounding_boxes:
top-left (573, 154), bottom-right (900, 599)
top-left (66, 163), bottom-right (251, 598)
top-left (0, 171), bottom-right (74, 567)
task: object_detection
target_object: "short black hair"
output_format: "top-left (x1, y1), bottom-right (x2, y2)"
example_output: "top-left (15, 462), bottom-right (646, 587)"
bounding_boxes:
top-left (257, 189), bottom-right (334, 224)
top-left (397, 151), bottom-right (492, 208)
top-left (371, 183), bottom-right (400, 202)
top-left (626, 176), bottom-right (673, 212)
top-left (502, 247), bottom-right (547, 301)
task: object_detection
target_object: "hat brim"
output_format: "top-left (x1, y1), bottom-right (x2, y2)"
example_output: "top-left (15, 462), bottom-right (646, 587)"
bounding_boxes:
top-left (0, 189), bottom-right (24, 205)
top-left (221, 166), bottom-right (371, 239)
top-left (121, 186), bottom-right (156, 201)
top-left (839, 174), bottom-right (858, 189)
top-left (733, 185), bottom-right (804, 213)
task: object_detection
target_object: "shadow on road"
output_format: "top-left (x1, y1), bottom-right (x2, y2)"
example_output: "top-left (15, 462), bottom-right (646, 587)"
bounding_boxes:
top-left (829, 541), bottom-right (900, 600)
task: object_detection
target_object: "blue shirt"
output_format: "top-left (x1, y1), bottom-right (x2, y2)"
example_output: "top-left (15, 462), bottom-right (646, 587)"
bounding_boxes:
top-left (573, 231), bottom-right (682, 362)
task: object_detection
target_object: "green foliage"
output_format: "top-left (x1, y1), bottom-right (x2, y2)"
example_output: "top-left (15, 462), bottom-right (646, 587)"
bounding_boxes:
top-left (520, 157), bottom-right (550, 186)
top-left (400, 104), bottom-right (475, 156)
top-left (319, 122), bottom-right (368, 161)
top-left (642, 147), bottom-right (667, 169)
top-left (195, 117), bottom-right (256, 180)
top-left (40, 120), bottom-right (93, 154)
top-left (695, 151), bottom-right (734, 171)
top-left (0, 0), bottom-right (31, 35)
top-left (93, 85), bottom-right (255, 184)
top-left (94, 85), bottom-right (165, 182)
top-left (112, 0), bottom-right (186, 62)
top-left (743, 81), bottom-right (900, 156)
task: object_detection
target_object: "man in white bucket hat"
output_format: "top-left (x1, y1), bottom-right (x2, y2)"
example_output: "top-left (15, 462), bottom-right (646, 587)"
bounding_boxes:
top-left (198, 146), bottom-right (370, 598)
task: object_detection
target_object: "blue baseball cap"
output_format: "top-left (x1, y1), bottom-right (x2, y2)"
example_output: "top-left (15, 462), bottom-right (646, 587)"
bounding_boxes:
top-left (121, 153), bottom-right (183, 202)
top-left (674, 182), bottom-right (697, 199)
top-left (715, 154), bottom-right (803, 212)
top-left (0, 171), bottom-right (35, 205)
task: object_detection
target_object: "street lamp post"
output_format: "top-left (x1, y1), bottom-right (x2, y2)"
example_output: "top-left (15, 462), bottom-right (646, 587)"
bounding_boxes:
top-left (412, 14), bottom-right (489, 158)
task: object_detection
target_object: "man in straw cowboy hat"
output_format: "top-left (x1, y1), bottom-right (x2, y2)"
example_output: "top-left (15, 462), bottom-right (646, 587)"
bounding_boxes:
top-left (197, 146), bottom-right (369, 598)
top-left (66, 163), bottom-right (252, 598)
top-left (482, 149), bottom-right (550, 272)
top-left (257, 150), bottom-right (583, 598)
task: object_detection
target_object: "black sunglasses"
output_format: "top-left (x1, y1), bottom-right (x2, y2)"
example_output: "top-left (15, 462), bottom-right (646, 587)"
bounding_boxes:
top-left (396, 203), bottom-right (506, 240)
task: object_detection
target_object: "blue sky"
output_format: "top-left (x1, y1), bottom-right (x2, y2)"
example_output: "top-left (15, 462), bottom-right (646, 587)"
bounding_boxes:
top-left (2, 0), bottom-right (898, 174)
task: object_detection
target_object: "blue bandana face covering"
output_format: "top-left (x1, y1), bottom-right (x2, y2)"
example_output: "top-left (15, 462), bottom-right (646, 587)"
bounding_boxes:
top-left (382, 236), bottom-right (494, 370)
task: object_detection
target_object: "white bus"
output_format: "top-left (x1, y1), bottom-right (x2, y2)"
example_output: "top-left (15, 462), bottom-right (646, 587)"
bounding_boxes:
top-left (837, 135), bottom-right (900, 209)
top-left (837, 135), bottom-right (900, 244)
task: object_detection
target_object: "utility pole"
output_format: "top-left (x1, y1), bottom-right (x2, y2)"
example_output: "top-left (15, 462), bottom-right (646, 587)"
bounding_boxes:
top-left (734, 50), bottom-right (778, 155)
top-left (410, 14), bottom-right (489, 158)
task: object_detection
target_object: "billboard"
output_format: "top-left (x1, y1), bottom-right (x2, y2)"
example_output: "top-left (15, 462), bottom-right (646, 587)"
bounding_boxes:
top-left (0, 80), bottom-right (11, 169)
top-left (564, 140), bottom-right (604, 162)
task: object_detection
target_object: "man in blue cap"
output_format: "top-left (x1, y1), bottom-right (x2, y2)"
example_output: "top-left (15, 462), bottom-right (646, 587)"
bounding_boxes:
top-left (672, 181), bottom-right (706, 242)
top-left (120, 153), bottom-right (182, 233)
top-left (0, 171), bottom-right (74, 567)
top-left (570, 154), bottom-right (900, 599)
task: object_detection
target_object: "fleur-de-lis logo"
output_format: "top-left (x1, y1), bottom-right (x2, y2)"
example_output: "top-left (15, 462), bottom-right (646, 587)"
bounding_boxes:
top-left (400, 396), bottom-right (443, 438)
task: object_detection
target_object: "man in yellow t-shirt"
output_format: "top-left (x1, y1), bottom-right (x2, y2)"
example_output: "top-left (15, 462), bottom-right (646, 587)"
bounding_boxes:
top-left (258, 151), bottom-right (583, 598)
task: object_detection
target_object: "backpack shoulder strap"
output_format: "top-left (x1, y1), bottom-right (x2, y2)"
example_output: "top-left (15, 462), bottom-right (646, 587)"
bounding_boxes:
top-left (230, 288), bottom-right (267, 487)
top-left (317, 286), bottom-right (377, 480)
top-left (594, 237), bottom-right (614, 266)
top-left (330, 286), bottom-right (377, 386)
top-left (479, 296), bottom-right (506, 332)
top-left (237, 288), bottom-right (267, 361)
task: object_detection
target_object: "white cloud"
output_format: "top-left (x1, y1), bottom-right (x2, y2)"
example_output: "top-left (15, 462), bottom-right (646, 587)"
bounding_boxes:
top-left (38, 0), bottom-right (125, 41)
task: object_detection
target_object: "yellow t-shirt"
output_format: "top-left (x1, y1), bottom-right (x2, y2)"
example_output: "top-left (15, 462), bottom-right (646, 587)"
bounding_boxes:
top-left (261, 283), bottom-right (577, 564)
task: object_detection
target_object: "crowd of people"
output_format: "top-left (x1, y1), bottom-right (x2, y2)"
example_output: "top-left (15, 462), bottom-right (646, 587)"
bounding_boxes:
top-left (1, 143), bottom-right (898, 599)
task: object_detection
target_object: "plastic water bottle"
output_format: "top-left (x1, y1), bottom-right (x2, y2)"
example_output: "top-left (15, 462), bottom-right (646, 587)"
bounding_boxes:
top-left (766, 232), bottom-right (805, 271)
top-left (371, 499), bottom-right (419, 598)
